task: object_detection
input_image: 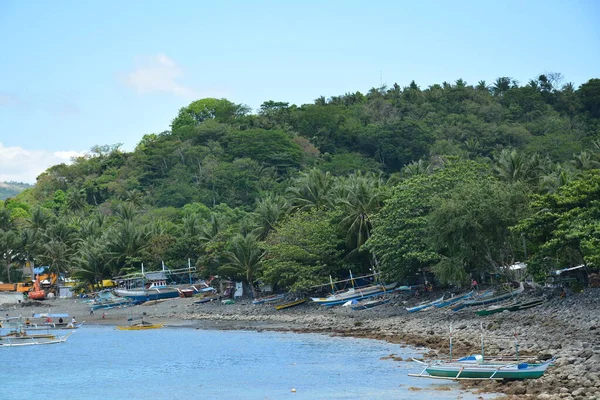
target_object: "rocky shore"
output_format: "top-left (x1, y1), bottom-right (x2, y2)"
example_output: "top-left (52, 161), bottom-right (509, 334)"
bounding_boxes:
top-left (4, 287), bottom-right (599, 400)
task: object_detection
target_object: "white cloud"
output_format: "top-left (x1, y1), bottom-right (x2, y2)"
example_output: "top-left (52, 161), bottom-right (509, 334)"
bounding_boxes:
top-left (123, 53), bottom-right (196, 98)
top-left (0, 142), bottom-right (84, 184)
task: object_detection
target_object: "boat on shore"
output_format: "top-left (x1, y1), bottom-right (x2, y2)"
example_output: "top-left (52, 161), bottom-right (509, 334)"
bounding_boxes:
top-left (312, 283), bottom-right (397, 307)
top-left (452, 283), bottom-right (524, 311)
top-left (475, 298), bottom-right (544, 316)
top-left (405, 295), bottom-right (445, 313)
top-left (274, 298), bottom-right (307, 310)
top-left (252, 293), bottom-right (286, 305)
top-left (434, 291), bottom-right (475, 309)
top-left (351, 297), bottom-right (390, 310)
top-left (409, 356), bottom-right (554, 380)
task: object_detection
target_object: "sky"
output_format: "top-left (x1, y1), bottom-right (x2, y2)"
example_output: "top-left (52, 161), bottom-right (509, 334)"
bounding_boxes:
top-left (1, 0), bottom-right (599, 183)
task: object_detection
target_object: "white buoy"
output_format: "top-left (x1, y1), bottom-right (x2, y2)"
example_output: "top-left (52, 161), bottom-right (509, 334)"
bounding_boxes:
top-left (291, 388), bottom-right (296, 393)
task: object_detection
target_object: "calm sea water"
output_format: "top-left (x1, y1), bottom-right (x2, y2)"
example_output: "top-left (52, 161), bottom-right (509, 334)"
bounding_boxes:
top-left (1, 326), bottom-right (498, 400)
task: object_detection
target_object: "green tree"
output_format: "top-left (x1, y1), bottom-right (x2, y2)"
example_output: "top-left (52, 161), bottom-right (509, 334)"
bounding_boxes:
top-left (219, 233), bottom-right (264, 298)
top-left (262, 209), bottom-right (345, 291)
top-left (427, 180), bottom-right (529, 285)
top-left (365, 160), bottom-right (487, 283)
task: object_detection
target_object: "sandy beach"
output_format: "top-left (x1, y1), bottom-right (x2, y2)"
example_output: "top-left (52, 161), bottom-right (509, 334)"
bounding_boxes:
top-left (4, 287), bottom-right (599, 400)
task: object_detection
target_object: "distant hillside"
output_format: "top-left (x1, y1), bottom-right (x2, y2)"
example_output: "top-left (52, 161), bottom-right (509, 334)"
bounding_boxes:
top-left (0, 181), bottom-right (32, 200)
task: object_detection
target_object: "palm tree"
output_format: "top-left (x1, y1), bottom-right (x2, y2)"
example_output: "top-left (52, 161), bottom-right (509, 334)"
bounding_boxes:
top-left (107, 220), bottom-right (149, 275)
top-left (402, 159), bottom-right (431, 178)
top-left (286, 169), bottom-right (335, 212)
top-left (72, 237), bottom-right (110, 286)
top-left (0, 230), bottom-right (19, 282)
top-left (571, 151), bottom-right (600, 171)
top-left (335, 172), bottom-right (389, 267)
top-left (38, 239), bottom-right (74, 278)
top-left (253, 194), bottom-right (290, 239)
top-left (539, 164), bottom-right (577, 194)
top-left (493, 149), bottom-right (534, 184)
top-left (219, 233), bottom-right (265, 298)
top-left (492, 77), bottom-right (512, 96)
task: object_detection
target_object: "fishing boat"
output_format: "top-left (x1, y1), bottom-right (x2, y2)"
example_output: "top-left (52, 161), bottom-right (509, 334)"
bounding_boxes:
top-left (312, 283), bottom-right (397, 307)
top-left (475, 298), bottom-right (544, 316)
top-left (409, 356), bottom-right (554, 380)
top-left (351, 297), bottom-right (390, 310)
top-left (274, 298), bottom-right (307, 310)
top-left (0, 331), bottom-right (74, 347)
top-left (452, 282), bottom-right (524, 311)
top-left (405, 295), bottom-right (445, 313)
top-left (252, 293), bottom-right (286, 305)
top-left (116, 321), bottom-right (164, 330)
top-left (24, 321), bottom-right (85, 330)
top-left (434, 291), bottom-right (474, 309)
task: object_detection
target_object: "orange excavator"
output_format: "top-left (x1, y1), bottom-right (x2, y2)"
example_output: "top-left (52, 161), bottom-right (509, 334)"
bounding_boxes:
top-left (28, 276), bottom-right (46, 300)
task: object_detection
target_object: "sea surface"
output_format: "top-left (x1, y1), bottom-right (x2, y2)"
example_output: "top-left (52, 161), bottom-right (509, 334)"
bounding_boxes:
top-left (0, 326), bottom-right (498, 400)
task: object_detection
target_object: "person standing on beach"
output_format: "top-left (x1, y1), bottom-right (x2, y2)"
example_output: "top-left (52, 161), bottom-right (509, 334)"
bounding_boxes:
top-left (471, 278), bottom-right (478, 290)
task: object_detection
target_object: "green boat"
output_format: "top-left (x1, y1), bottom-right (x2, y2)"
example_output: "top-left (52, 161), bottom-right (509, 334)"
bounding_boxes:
top-left (410, 355), bottom-right (554, 380)
top-left (475, 298), bottom-right (544, 316)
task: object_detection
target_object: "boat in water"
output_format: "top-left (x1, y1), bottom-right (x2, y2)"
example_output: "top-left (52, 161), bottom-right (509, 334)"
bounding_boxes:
top-left (116, 321), bottom-right (164, 331)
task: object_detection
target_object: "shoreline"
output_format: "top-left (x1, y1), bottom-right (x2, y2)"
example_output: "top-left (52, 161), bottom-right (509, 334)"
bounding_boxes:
top-left (4, 288), bottom-right (599, 400)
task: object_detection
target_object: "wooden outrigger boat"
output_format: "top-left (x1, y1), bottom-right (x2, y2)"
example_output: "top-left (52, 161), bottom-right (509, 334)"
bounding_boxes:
top-left (409, 356), bottom-right (554, 380)
top-left (312, 283), bottom-right (397, 307)
top-left (351, 297), bottom-right (390, 310)
top-left (0, 331), bottom-right (74, 347)
top-left (274, 298), bottom-right (307, 310)
top-left (405, 295), bottom-right (445, 313)
top-left (409, 322), bottom-right (554, 380)
top-left (434, 291), bottom-right (475, 309)
top-left (252, 293), bottom-right (286, 305)
top-left (116, 321), bottom-right (164, 330)
top-left (452, 282), bottom-right (524, 311)
top-left (475, 298), bottom-right (544, 316)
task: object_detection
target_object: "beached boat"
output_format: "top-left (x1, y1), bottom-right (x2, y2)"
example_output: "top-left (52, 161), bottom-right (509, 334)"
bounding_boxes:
top-left (252, 293), bottom-right (286, 305)
top-left (452, 283), bottom-right (524, 311)
top-left (434, 291), bottom-right (474, 309)
top-left (475, 298), bottom-right (544, 316)
top-left (116, 321), bottom-right (164, 331)
top-left (405, 295), bottom-right (445, 313)
top-left (312, 283), bottom-right (397, 307)
top-left (409, 356), bottom-right (554, 380)
top-left (351, 297), bottom-right (390, 310)
top-left (274, 298), bottom-right (307, 310)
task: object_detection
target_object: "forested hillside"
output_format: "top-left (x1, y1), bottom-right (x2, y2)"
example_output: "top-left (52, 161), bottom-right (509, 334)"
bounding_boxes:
top-left (1, 75), bottom-right (599, 293)
top-left (0, 182), bottom-right (32, 200)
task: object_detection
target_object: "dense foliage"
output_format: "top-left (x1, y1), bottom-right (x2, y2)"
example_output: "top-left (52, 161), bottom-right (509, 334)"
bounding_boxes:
top-left (1, 75), bottom-right (599, 293)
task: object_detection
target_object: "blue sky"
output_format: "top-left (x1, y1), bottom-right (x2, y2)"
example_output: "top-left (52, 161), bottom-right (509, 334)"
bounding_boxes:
top-left (1, 0), bottom-right (599, 183)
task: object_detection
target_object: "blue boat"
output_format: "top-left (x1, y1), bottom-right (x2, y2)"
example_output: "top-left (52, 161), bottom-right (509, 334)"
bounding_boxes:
top-left (405, 295), bottom-right (445, 313)
top-left (452, 283), bottom-right (523, 311)
top-left (434, 291), bottom-right (474, 308)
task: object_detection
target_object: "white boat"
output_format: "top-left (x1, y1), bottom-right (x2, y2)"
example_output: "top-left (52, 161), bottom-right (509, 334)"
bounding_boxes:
top-left (0, 331), bottom-right (74, 347)
top-left (311, 283), bottom-right (397, 307)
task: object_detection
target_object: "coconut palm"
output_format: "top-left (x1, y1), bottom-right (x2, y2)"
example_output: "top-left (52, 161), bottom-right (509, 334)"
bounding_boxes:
top-left (253, 194), bottom-right (290, 239)
top-left (286, 168), bottom-right (335, 212)
top-left (0, 230), bottom-right (19, 282)
top-left (493, 149), bottom-right (535, 184)
top-left (335, 172), bottom-right (389, 268)
top-left (219, 233), bottom-right (265, 298)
